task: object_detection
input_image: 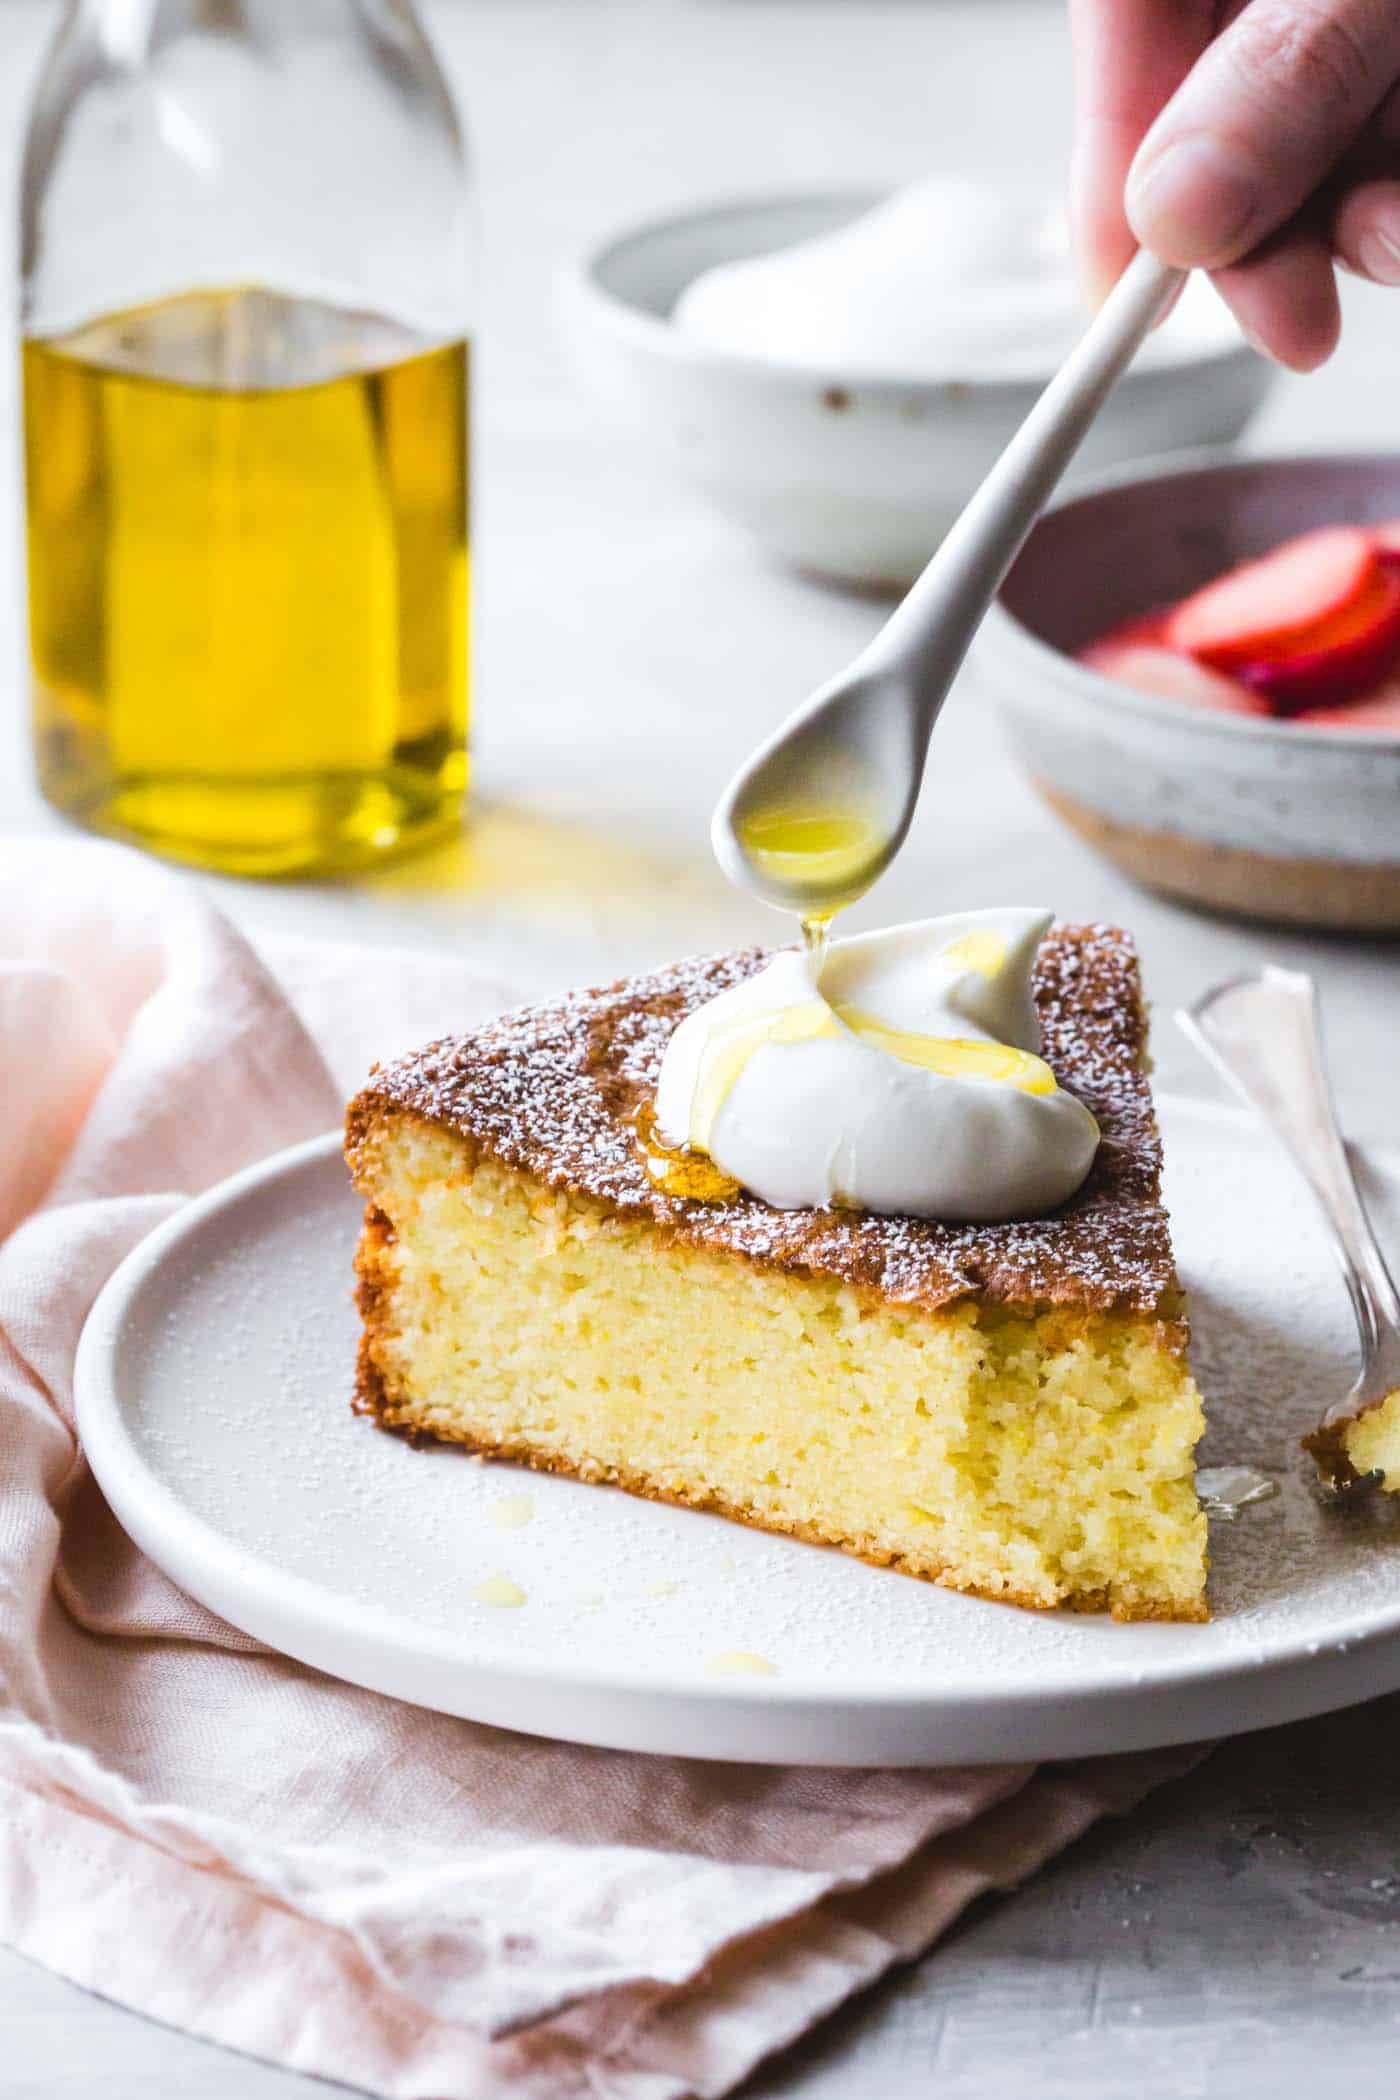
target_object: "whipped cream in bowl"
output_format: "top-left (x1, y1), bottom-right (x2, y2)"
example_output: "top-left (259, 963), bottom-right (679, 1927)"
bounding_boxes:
top-left (673, 176), bottom-right (1237, 384)
top-left (652, 909), bottom-right (1100, 1222)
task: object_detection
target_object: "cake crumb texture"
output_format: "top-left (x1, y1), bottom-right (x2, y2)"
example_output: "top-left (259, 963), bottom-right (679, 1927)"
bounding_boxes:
top-left (350, 1118), bottom-right (1207, 1622)
top-left (1306, 1387), bottom-right (1400, 1491)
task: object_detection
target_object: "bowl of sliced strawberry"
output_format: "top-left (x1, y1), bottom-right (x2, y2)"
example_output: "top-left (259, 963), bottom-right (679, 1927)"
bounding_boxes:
top-left (1085, 521), bottom-right (1400, 725)
top-left (982, 452), bottom-right (1400, 931)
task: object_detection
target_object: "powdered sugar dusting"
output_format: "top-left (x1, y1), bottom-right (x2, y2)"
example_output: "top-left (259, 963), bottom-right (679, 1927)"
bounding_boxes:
top-left (352, 924), bottom-right (1177, 1318)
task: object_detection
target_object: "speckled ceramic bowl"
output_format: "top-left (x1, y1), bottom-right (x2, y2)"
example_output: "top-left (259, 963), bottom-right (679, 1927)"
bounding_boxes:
top-left (567, 193), bottom-right (1275, 587)
top-left (979, 451), bottom-right (1400, 933)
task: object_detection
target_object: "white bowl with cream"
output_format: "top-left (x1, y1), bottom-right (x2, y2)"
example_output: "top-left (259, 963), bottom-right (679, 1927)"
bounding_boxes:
top-left (567, 182), bottom-right (1275, 587)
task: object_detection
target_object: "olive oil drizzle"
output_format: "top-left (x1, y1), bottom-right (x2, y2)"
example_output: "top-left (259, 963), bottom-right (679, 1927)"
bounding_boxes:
top-left (635, 1100), bottom-right (742, 1204)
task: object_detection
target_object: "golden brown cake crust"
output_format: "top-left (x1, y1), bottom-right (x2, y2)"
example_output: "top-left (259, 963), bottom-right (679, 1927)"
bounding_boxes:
top-left (1301, 1401), bottom-right (1396, 1491)
top-left (1302, 1416), bottom-right (1359, 1489)
top-left (346, 922), bottom-right (1179, 1321)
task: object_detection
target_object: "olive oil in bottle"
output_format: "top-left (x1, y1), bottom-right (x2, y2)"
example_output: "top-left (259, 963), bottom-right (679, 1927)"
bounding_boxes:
top-left (19, 0), bottom-right (472, 876)
top-left (25, 288), bottom-right (468, 876)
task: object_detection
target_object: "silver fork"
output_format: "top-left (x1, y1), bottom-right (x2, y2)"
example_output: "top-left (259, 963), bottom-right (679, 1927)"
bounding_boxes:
top-left (1179, 967), bottom-right (1400, 1490)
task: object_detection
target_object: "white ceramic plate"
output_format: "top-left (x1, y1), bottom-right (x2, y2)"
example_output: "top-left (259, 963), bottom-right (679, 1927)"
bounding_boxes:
top-left (75, 1100), bottom-right (1400, 1767)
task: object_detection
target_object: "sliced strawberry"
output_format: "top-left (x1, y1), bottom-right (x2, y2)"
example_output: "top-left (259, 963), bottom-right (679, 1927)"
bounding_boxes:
top-left (1080, 609), bottom-right (1171, 657)
top-left (1294, 677), bottom-right (1400, 732)
top-left (1372, 521), bottom-right (1400, 566)
top-left (1232, 562), bottom-right (1400, 711)
top-left (1079, 640), bottom-right (1272, 716)
top-left (1166, 526), bottom-right (1378, 669)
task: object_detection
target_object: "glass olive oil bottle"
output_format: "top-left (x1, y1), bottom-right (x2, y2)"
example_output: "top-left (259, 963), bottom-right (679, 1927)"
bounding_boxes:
top-left (20, 2), bottom-right (472, 876)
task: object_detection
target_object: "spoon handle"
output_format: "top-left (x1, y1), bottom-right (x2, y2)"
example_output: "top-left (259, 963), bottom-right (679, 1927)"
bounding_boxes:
top-left (864, 248), bottom-right (1182, 710)
top-left (1180, 968), bottom-right (1400, 1398)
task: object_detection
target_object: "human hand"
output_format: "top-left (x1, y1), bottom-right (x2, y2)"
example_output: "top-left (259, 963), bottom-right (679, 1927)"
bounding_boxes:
top-left (1070, 0), bottom-right (1400, 369)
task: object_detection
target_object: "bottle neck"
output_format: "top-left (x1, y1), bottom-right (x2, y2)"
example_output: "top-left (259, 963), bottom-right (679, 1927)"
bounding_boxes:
top-left (74, 0), bottom-right (431, 56)
top-left (26, 0), bottom-right (468, 342)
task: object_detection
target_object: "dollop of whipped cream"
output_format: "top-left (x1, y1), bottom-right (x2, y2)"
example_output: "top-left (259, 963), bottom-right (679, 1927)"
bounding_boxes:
top-left (653, 910), bottom-right (1100, 1222)
top-left (674, 176), bottom-right (1236, 381)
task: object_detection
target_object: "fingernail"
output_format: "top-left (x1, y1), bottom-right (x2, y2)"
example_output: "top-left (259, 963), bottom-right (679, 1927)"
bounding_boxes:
top-left (1127, 135), bottom-right (1259, 263)
top-left (1357, 227), bottom-right (1400, 286)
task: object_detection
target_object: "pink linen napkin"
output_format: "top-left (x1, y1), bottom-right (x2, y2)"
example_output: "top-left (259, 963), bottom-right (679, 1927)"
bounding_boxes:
top-left (0, 839), bottom-right (1201, 2099)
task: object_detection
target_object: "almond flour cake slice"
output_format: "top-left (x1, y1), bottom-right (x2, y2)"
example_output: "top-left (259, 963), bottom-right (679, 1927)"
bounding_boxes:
top-left (346, 924), bottom-right (1207, 1621)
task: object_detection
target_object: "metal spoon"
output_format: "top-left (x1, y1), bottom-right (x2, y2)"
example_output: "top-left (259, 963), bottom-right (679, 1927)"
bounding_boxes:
top-left (711, 248), bottom-right (1182, 919)
top-left (1180, 967), bottom-right (1400, 1490)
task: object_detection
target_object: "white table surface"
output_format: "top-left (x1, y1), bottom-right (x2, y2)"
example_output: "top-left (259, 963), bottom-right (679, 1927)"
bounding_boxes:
top-left (2, 2), bottom-right (1399, 2094)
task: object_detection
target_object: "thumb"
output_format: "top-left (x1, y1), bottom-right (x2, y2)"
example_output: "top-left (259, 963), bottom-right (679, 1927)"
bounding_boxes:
top-left (1127, 0), bottom-right (1400, 268)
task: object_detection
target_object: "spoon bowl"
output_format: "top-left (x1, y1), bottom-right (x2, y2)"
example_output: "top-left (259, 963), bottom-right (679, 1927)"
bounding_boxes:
top-left (710, 667), bottom-right (921, 916)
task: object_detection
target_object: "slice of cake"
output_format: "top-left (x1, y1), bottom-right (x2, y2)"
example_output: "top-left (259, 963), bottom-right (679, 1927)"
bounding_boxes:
top-left (346, 924), bottom-right (1207, 1621)
top-left (1305, 1388), bottom-right (1400, 1492)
